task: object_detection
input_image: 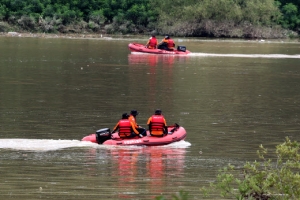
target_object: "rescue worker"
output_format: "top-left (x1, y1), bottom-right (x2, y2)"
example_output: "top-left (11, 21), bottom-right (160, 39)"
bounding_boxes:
top-left (112, 113), bottom-right (141, 138)
top-left (129, 110), bottom-right (147, 136)
top-left (145, 34), bottom-right (158, 49)
top-left (147, 109), bottom-right (168, 137)
top-left (158, 35), bottom-right (175, 51)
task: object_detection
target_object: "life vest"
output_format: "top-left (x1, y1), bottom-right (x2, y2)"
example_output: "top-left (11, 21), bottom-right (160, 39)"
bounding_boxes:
top-left (160, 38), bottom-right (175, 50)
top-left (148, 37), bottom-right (157, 48)
top-left (150, 115), bottom-right (165, 136)
top-left (167, 39), bottom-right (175, 49)
top-left (118, 119), bottom-right (132, 138)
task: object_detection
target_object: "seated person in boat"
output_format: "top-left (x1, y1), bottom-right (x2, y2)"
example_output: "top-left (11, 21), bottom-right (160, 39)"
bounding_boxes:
top-left (147, 109), bottom-right (168, 137)
top-left (112, 113), bottom-right (141, 138)
top-left (157, 35), bottom-right (175, 51)
top-left (145, 34), bottom-right (158, 49)
top-left (129, 110), bottom-right (147, 136)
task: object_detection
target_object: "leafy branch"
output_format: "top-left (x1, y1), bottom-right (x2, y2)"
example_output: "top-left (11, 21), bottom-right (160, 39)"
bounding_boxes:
top-left (202, 137), bottom-right (300, 200)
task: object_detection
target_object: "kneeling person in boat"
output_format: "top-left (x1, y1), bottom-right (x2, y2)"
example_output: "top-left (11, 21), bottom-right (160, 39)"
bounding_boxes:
top-left (129, 110), bottom-right (147, 137)
top-left (147, 109), bottom-right (168, 137)
top-left (145, 34), bottom-right (158, 49)
top-left (112, 113), bottom-right (141, 138)
top-left (158, 35), bottom-right (175, 51)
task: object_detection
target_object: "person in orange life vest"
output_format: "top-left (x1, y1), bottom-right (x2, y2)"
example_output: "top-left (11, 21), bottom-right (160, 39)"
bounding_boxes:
top-left (158, 35), bottom-right (175, 51)
top-left (112, 113), bottom-right (140, 138)
top-left (145, 35), bottom-right (158, 49)
top-left (129, 110), bottom-right (147, 137)
top-left (147, 109), bottom-right (168, 137)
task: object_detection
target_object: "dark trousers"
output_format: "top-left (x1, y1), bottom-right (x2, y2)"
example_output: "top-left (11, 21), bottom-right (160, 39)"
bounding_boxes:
top-left (158, 43), bottom-right (173, 51)
top-left (137, 128), bottom-right (147, 136)
top-left (158, 43), bottom-right (168, 50)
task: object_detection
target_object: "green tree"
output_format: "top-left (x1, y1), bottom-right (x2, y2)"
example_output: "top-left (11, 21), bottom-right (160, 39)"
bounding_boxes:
top-left (0, 0), bottom-right (298, 36)
top-left (152, 0), bottom-right (282, 37)
top-left (89, 9), bottom-right (106, 24)
top-left (281, 3), bottom-right (300, 30)
top-left (276, 0), bottom-right (300, 32)
top-left (23, 0), bottom-right (43, 14)
top-left (0, 4), bottom-right (7, 20)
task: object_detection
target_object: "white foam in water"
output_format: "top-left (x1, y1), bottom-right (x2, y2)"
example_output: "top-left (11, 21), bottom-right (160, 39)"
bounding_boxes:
top-left (188, 53), bottom-right (300, 59)
top-left (131, 52), bottom-right (300, 59)
top-left (0, 139), bottom-right (191, 151)
top-left (164, 140), bottom-right (191, 148)
top-left (0, 139), bottom-right (100, 151)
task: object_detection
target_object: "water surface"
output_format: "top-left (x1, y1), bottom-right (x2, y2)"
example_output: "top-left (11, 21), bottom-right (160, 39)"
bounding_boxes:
top-left (0, 36), bottom-right (300, 199)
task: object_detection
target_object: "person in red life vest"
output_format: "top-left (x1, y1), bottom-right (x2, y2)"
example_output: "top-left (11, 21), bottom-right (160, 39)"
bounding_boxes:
top-left (145, 34), bottom-right (158, 49)
top-left (147, 109), bottom-right (168, 137)
top-left (112, 113), bottom-right (140, 138)
top-left (129, 110), bottom-right (147, 137)
top-left (158, 35), bottom-right (175, 51)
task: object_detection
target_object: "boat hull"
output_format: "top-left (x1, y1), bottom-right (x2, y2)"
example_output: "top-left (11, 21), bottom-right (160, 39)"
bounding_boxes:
top-left (82, 126), bottom-right (187, 146)
top-left (128, 43), bottom-right (190, 55)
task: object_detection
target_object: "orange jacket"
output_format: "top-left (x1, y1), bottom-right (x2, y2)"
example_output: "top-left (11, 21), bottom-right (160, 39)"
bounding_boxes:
top-left (113, 119), bottom-right (139, 138)
top-left (147, 115), bottom-right (167, 136)
top-left (161, 38), bottom-right (175, 49)
top-left (129, 115), bottom-right (139, 129)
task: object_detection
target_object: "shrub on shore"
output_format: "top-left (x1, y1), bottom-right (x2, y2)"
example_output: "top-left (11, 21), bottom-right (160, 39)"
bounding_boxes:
top-left (202, 137), bottom-right (300, 200)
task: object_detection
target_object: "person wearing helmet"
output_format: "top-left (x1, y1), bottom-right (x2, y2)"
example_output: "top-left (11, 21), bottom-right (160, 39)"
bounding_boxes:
top-left (112, 113), bottom-right (140, 138)
top-left (129, 110), bottom-right (147, 137)
top-left (158, 35), bottom-right (175, 51)
top-left (145, 34), bottom-right (158, 49)
top-left (147, 109), bottom-right (168, 137)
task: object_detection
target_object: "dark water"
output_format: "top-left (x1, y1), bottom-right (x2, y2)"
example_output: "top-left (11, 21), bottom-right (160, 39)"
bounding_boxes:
top-left (0, 36), bottom-right (300, 199)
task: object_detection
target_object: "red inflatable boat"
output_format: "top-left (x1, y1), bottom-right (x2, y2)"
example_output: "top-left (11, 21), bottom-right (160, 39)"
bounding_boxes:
top-left (128, 43), bottom-right (191, 55)
top-left (82, 124), bottom-right (187, 146)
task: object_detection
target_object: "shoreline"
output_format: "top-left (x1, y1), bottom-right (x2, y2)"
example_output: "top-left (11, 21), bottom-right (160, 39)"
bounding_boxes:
top-left (1, 32), bottom-right (130, 39)
top-left (1, 32), bottom-right (299, 44)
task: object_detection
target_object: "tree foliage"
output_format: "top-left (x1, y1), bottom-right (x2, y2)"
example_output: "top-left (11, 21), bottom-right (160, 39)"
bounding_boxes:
top-left (202, 137), bottom-right (300, 200)
top-left (0, 0), bottom-right (158, 33)
top-left (0, 0), bottom-right (299, 37)
top-left (152, 0), bottom-right (285, 37)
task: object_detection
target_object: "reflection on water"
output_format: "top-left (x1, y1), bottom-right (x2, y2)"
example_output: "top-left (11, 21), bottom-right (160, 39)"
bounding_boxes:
top-left (128, 53), bottom-right (190, 67)
top-left (128, 53), bottom-right (159, 67)
top-left (84, 145), bottom-right (188, 199)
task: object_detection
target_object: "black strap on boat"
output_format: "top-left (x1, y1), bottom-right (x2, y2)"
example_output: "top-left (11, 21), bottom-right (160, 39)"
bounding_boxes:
top-left (168, 123), bottom-right (180, 134)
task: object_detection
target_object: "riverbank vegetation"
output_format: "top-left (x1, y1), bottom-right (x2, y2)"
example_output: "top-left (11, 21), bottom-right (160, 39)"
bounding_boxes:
top-left (202, 137), bottom-right (300, 200)
top-left (0, 0), bottom-right (299, 38)
top-left (157, 137), bottom-right (300, 200)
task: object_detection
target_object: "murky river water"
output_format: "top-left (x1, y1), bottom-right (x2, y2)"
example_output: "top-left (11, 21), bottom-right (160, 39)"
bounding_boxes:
top-left (0, 36), bottom-right (300, 199)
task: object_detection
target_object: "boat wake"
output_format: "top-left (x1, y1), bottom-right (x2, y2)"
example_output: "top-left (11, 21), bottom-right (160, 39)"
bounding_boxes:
top-left (164, 140), bottom-right (191, 148)
top-left (0, 139), bottom-right (99, 151)
top-left (0, 139), bottom-right (191, 151)
top-left (189, 53), bottom-right (300, 59)
top-left (131, 52), bottom-right (300, 59)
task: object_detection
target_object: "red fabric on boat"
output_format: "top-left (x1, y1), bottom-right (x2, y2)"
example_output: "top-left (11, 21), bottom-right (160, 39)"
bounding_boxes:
top-left (128, 43), bottom-right (190, 55)
top-left (82, 126), bottom-right (187, 146)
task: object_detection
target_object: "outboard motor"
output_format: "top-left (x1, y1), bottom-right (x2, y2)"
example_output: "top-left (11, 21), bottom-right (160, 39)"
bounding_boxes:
top-left (95, 128), bottom-right (111, 144)
top-left (177, 46), bottom-right (186, 52)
